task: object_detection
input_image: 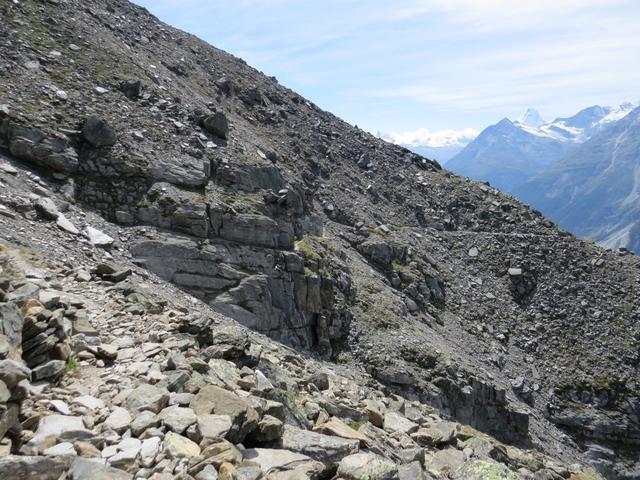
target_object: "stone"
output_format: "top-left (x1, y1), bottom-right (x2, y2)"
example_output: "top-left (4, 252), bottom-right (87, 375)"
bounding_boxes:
top-left (249, 414), bottom-right (284, 442)
top-left (43, 441), bottom-right (77, 456)
top-left (313, 418), bottom-right (368, 446)
top-left (158, 405), bottom-right (197, 434)
top-left (104, 407), bottom-right (132, 433)
top-left (74, 440), bottom-right (101, 458)
top-left (74, 395), bottom-right (105, 412)
top-left (451, 459), bottom-right (519, 480)
top-left (32, 360), bottom-right (65, 381)
top-left (163, 431), bottom-right (201, 459)
top-left (97, 344), bottom-right (119, 360)
top-left (508, 267), bottom-right (522, 277)
top-left (0, 379), bottom-right (10, 402)
top-left (68, 457), bottom-right (133, 480)
top-left (48, 399), bottom-right (72, 415)
top-left (119, 80), bottom-right (141, 100)
top-left (35, 197), bottom-right (59, 220)
top-left (254, 369), bottom-right (273, 392)
top-left (82, 116), bottom-right (117, 147)
top-left (195, 465), bottom-right (219, 480)
top-left (6, 282), bottom-right (39, 303)
top-left (243, 448), bottom-right (313, 473)
top-left (0, 455), bottom-right (72, 480)
top-left (398, 461), bottom-right (425, 480)
top-left (383, 411), bottom-right (418, 435)
top-left (86, 227), bottom-right (114, 247)
top-left (75, 270), bottom-right (92, 282)
top-left (337, 452), bottom-right (398, 480)
top-left (38, 290), bottom-right (61, 308)
top-left (412, 422), bottom-right (459, 446)
top-left (218, 462), bottom-right (237, 480)
top-left (140, 436), bottom-right (161, 468)
top-left (235, 465), bottom-right (261, 480)
top-left (109, 438), bottom-right (142, 468)
top-left (0, 359), bottom-right (31, 389)
top-left (308, 371), bottom-right (330, 390)
top-left (30, 415), bottom-right (88, 447)
top-left (188, 440), bottom-right (242, 475)
top-left (56, 213), bottom-right (80, 234)
top-left (276, 425), bottom-right (359, 465)
top-left (190, 385), bottom-right (258, 443)
top-left (424, 448), bottom-right (466, 476)
top-left (196, 414), bottom-right (233, 444)
top-left (131, 410), bottom-right (159, 437)
top-left (468, 247), bottom-right (479, 257)
top-left (365, 404), bottom-right (384, 428)
top-left (202, 112), bottom-right (229, 139)
top-left (126, 384), bottom-right (170, 413)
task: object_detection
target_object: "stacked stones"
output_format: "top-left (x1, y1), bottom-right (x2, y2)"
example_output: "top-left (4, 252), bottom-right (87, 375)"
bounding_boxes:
top-left (20, 294), bottom-right (72, 382)
top-left (0, 271), bottom-right (32, 452)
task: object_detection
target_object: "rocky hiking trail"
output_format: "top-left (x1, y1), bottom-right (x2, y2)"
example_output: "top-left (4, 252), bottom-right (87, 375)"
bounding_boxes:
top-left (0, 0), bottom-right (639, 478)
top-left (0, 216), bottom-right (601, 480)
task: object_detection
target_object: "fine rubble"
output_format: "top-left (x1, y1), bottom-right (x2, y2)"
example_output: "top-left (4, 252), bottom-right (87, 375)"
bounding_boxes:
top-left (0, 0), bottom-right (639, 479)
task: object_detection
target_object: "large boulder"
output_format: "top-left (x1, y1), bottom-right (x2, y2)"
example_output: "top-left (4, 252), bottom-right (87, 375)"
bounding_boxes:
top-left (68, 457), bottom-right (132, 480)
top-left (202, 111), bottom-right (229, 139)
top-left (4, 124), bottom-right (78, 172)
top-left (82, 116), bottom-right (117, 147)
top-left (451, 459), bottom-right (519, 480)
top-left (337, 452), bottom-right (398, 480)
top-left (190, 385), bottom-right (258, 443)
top-left (0, 455), bottom-right (73, 480)
top-left (275, 425), bottom-right (359, 466)
top-left (126, 384), bottom-right (170, 413)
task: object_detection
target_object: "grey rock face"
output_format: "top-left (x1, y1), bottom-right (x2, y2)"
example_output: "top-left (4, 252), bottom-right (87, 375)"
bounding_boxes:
top-left (2, 122), bottom-right (78, 172)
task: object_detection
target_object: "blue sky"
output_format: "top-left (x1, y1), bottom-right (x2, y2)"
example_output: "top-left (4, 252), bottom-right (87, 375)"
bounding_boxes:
top-left (134, 0), bottom-right (640, 145)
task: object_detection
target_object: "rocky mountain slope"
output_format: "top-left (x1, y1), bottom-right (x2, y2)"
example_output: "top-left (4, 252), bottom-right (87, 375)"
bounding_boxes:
top-left (0, 0), bottom-right (639, 479)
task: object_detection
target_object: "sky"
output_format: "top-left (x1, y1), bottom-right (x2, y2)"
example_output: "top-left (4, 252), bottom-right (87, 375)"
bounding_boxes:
top-left (133, 0), bottom-right (640, 146)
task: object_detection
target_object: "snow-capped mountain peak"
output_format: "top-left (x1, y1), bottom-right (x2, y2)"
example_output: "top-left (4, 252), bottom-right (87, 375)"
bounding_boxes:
top-left (511, 103), bottom-right (638, 143)
top-left (517, 108), bottom-right (546, 128)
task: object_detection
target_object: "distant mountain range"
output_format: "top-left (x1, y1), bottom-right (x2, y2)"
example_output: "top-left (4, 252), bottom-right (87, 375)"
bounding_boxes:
top-left (380, 128), bottom-right (477, 164)
top-left (445, 102), bottom-right (640, 252)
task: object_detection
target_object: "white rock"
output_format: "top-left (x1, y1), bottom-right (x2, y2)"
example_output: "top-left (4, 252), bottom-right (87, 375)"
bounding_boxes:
top-left (43, 442), bottom-right (77, 456)
top-left (86, 226), bottom-right (114, 247)
top-left (101, 445), bottom-right (118, 458)
top-left (104, 406), bottom-right (132, 433)
top-left (140, 436), bottom-right (161, 468)
top-left (57, 213), bottom-right (80, 235)
top-left (48, 399), bottom-right (71, 415)
top-left (243, 448), bottom-right (312, 472)
top-left (74, 395), bottom-right (105, 412)
top-left (30, 415), bottom-right (88, 447)
top-left (255, 370), bottom-right (274, 391)
top-left (95, 87), bottom-right (108, 95)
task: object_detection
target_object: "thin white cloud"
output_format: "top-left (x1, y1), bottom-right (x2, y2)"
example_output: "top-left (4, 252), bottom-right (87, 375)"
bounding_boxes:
top-left (387, 127), bottom-right (478, 147)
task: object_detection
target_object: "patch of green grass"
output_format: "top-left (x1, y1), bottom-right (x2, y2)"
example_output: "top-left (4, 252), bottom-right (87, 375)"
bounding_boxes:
top-left (335, 352), bottom-right (352, 364)
top-left (65, 356), bottom-right (80, 372)
top-left (295, 239), bottom-right (323, 261)
top-left (347, 419), bottom-right (366, 431)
